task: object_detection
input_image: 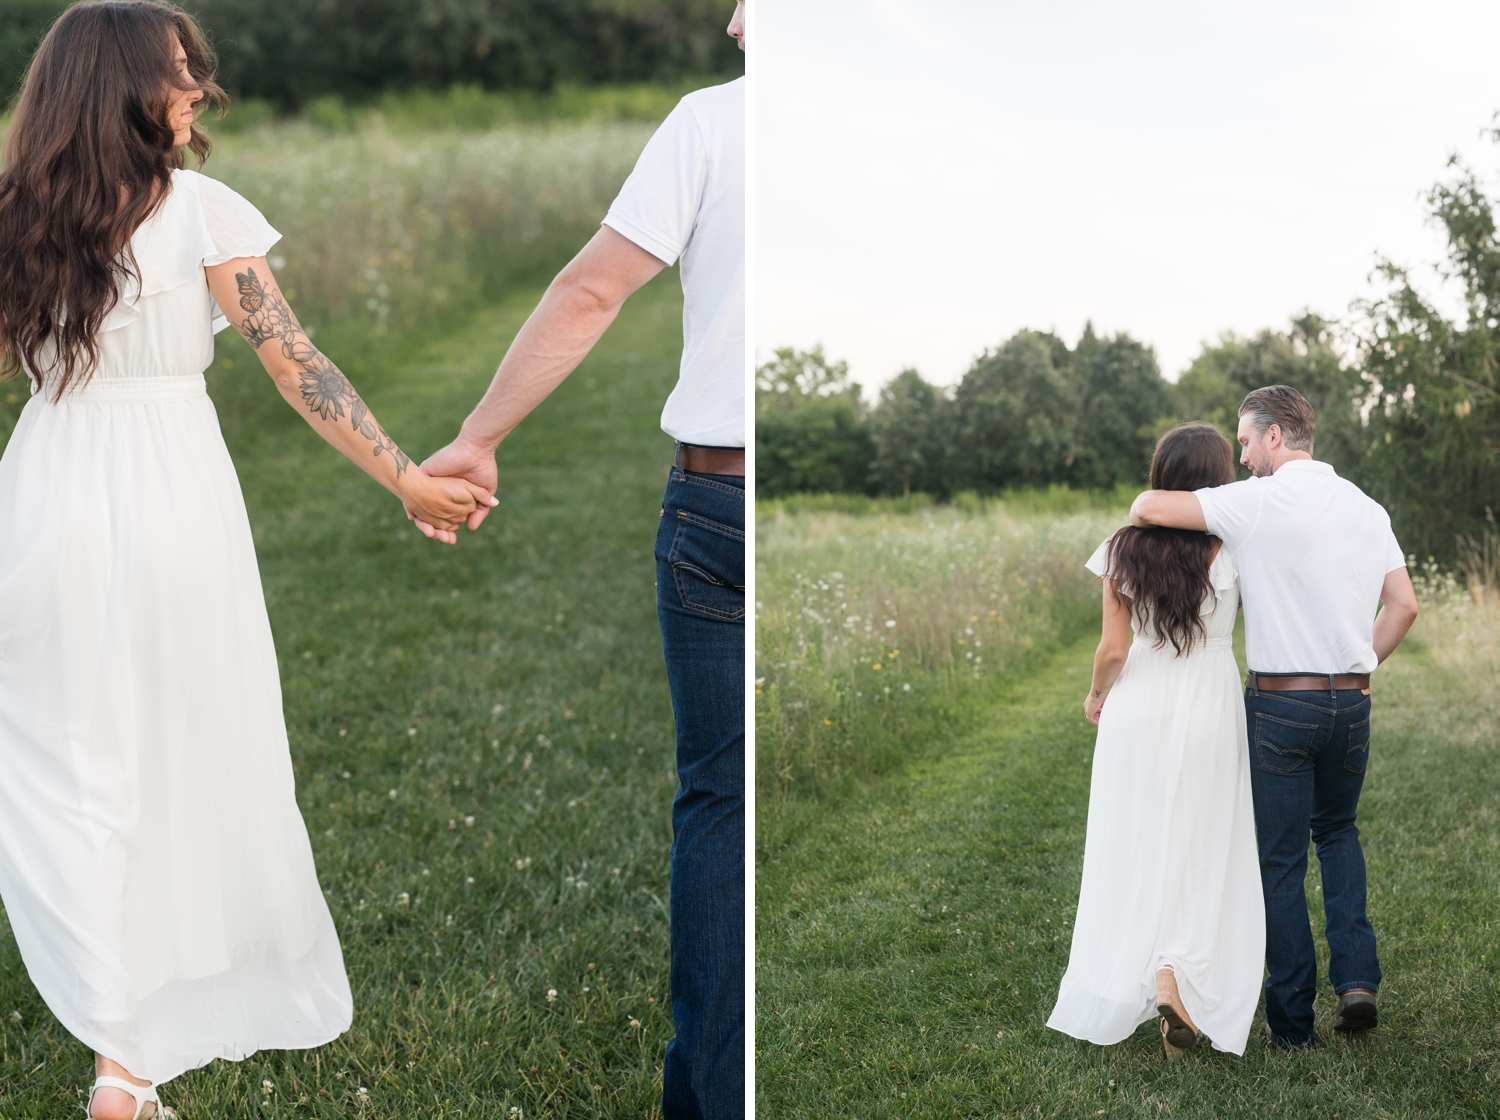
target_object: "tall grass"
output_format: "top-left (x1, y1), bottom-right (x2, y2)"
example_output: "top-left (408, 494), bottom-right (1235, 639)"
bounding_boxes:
top-left (201, 118), bottom-right (655, 358)
top-left (755, 497), bottom-right (1127, 800)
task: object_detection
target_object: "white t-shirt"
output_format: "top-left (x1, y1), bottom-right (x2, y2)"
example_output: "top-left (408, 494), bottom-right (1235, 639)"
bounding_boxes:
top-left (1195, 460), bottom-right (1406, 674)
top-left (603, 77), bottom-right (745, 449)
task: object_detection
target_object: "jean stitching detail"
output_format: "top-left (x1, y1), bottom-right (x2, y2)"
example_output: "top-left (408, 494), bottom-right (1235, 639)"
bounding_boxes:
top-left (1248, 692), bottom-right (1339, 717)
top-left (673, 471), bottom-right (746, 498)
top-left (671, 567), bottom-right (746, 620)
top-left (676, 509), bottom-right (745, 541)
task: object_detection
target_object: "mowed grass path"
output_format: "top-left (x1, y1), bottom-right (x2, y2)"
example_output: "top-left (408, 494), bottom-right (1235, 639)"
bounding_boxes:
top-left (756, 628), bottom-right (1500, 1117)
top-left (0, 275), bottom-right (686, 1118)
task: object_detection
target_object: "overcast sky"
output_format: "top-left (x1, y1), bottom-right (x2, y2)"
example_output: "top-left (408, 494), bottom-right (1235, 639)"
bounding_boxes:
top-left (756, 0), bottom-right (1500, 390)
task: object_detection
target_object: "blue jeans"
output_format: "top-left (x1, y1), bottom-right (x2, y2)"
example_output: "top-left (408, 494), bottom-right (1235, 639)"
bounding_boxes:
top-left (654, 457), bottom-right (744, 1120)
top-left (1246, 683), bottom-right (1382, 1045)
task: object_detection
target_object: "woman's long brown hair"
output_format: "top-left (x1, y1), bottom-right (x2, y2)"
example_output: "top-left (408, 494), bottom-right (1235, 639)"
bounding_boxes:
top-left (0, 1), bottom-right (225, 398)
top-left (1107, 422), bottom-right (1237, 655)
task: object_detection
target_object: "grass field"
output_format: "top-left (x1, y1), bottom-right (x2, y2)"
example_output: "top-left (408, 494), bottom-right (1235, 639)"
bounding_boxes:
top-left (756, 505), bottom-right (1500, 1118)
top-left (0, 103), bottom-right (692, 1118)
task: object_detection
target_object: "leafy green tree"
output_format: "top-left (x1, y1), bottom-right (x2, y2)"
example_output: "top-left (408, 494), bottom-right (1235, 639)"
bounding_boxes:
top-left (1346, 153), bottom-right (1500, 562)
top-left (755, 346), bottom-right (874, 497)
top-left (1070, 324), bottom-right (1171, 488)
top-left (1, 1), bottom-right (742, 110)
top-left (1176, 315), bottom-right (1357, 465)
top-left (184, 0), bottom-right (742, 107)
top-left (868, 367), bottom-right (951, 497)
top-left (952, 330), bottom-right (1080, 490)
top-left (0, 0), bottom-right (66, 103)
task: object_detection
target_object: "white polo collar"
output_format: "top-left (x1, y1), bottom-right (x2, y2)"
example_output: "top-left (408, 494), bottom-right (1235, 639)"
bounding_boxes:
top-left (1272, 458), bottom-right (1334, 477)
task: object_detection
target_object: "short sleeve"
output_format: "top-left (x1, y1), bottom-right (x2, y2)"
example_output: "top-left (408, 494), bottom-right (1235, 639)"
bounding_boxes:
top-left (1085, 534), bottom-right (1116, 579)
top-left (1195, 479), bottom-right (1262, 552)
top-left (1383, 526), bottom-right (1406, 572)
top-left (194, 173), bottom-right (281, 266)
top-left (601, 97), bottom-right (707, 266)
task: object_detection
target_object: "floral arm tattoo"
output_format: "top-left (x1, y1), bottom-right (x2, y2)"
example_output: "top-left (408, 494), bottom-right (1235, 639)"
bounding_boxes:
top-left (232, 266), bottom-right (410, 477)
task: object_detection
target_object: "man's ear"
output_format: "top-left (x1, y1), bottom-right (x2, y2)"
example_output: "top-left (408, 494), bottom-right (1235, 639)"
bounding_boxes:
top-left (1264, 423), bottom-right (1283, 450)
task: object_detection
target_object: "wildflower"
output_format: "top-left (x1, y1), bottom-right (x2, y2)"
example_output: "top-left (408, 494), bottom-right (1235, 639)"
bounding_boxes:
top-left (407, 728), bottom-right (417, 736)
top-left (398, 892), bottom-right (410, 906)
top-left (536, 734), bottom-right (550, 747)
top-left (337, 729), bottom-right (347, 738)
top-left (263, 1081), bottom-right (274, 1092)
top-left (515, 857), bottom-right (531, 870)
top-left (342, 771), bottom-right (351, 779)
top-left (388, 789), bottom-right (398, 799)
top-left (629, 1017), bottom-right (642, 1029)
top-left (522, 754), bottom-right (533, 769)
top-left (547, 989), bottom-right (558, 1002)
top-left (466, 876), bottom-right (475, 884)
top-left (449, 819), bottom-right (457, 829)
top-left (872, 663), bottom-right (881, 671)
top-left (903, 683), bottom-right (912, 692)
top-left (492, 704), bottom-right (504, 714)
top-left (357, 1087), bottom-right (368, 1098)
top-left (465, 815), bottom-right (475, 826)
top-left (885, 619), bottom-right (897, 628)
top-left (510, 1108), bottom-right (524, 1118)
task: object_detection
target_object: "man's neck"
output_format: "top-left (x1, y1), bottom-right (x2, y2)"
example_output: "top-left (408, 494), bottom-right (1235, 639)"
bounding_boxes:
top-left (1270, 450), bottom-right (1314, 473)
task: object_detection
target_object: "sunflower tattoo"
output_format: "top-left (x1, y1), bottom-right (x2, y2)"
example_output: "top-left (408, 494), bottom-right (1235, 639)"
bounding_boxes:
top-left (233, 267), bottom-right (409, 476)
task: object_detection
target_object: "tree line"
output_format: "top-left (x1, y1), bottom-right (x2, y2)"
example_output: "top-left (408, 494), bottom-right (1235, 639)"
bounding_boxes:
top-left (2, 0), bottom-right (742, 109)
top-left (759, 151), bottom-right (1500, 566)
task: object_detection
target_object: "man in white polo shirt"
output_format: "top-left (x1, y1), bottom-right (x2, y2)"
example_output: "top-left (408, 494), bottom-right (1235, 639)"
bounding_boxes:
top-left (1130, 385), bottom-right (1419, 1049)
top-left (411, 6), bottom-right (746, 1114)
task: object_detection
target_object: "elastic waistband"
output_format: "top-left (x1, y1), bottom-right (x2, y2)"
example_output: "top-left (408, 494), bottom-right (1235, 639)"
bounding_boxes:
top-left (32, 373), bottom-right (207, 403)
top-left (1134, 635), bottom-right (1233, 652)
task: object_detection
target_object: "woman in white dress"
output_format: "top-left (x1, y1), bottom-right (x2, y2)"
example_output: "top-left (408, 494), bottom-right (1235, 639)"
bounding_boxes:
top-left (1046, 423), bottom-right (1266, 1058)
top-left (0, 5), bottom-right (490, 1118)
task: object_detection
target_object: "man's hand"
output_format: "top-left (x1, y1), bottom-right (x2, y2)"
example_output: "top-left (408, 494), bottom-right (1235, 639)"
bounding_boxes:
top-left (1129, 490), bottom-right (1207, 531)
top-left (406, 436), bottom-right (499, 543)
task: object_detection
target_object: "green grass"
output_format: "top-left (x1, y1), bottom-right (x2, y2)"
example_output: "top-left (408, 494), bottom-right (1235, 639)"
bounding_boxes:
top-left (756, 604), bottom-right (1500, 1116)
top-left (0, 273), bottom-right (688, 1118)
top-left (754, 502), bottom-right (1122, 801)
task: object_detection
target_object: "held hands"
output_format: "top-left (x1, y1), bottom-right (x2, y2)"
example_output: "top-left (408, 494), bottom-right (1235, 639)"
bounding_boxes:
top-left (398, 467), bottom-right (496, 545)
top-left (1083, 687), bottom-right (1107, 725)
top-left (403, 436), bottom-right (500, 544)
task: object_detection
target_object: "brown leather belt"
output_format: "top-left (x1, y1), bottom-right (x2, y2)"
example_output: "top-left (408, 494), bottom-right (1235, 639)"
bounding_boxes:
top-left (679, 444), bottom-right (744, 476)
top-left (1247, 672), bottom-right (1371, 693)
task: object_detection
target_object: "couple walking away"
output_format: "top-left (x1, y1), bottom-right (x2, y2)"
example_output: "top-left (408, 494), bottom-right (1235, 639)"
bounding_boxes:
top-left (0, 3), bottom-right (745, 1119)
top-left (1048, 386), bottom-right (1420, 1057)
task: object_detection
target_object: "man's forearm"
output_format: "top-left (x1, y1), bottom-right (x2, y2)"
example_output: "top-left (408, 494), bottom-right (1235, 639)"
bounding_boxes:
top-left (1129, 490), bottom-right (1208, 531)
top-left (458, 281), bottom-right (622, 452)
top-left (457, 226), bottom-right (666, 453)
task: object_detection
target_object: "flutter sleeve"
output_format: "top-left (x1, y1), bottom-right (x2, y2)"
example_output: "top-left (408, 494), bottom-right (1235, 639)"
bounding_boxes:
top-left (1084, 534), bottom-right (1117, 579)
top-left (188, 172), bottom-right (282, 332)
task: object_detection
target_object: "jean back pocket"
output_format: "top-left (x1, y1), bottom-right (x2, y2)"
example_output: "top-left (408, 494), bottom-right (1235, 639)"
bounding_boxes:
top-left (1254, 712), bottom-right (1321, 773)
top-left (668, 510), bottom-right (745, 621)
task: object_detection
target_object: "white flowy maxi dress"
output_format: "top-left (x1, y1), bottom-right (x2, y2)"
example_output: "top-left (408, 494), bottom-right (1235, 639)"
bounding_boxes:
top-left (0, 169), bottom-right (352, 1084)
top-left (1046, 537), bottom-right (1265, 1055)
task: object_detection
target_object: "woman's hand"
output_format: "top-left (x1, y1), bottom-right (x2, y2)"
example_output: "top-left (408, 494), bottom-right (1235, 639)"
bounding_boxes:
top-left (397, 469), bottom-right (494, 543)
top-left (1084, 687), bottom-right (1107, 725)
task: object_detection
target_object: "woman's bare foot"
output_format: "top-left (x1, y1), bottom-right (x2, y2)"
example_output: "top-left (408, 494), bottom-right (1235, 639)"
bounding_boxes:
top-left (1156, 966), bottom-right (1200, 1055)
top-left (90, 1054), bottom-right (158, 1120)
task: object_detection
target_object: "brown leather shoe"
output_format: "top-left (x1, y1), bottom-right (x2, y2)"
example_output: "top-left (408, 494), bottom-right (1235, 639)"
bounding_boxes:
top-left (1333, 988), bottom-right (1378, 1034)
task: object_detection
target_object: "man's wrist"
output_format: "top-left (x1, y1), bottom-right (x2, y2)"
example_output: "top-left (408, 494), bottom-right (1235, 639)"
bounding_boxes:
top-left (454, 423), bottom-right (501, 457)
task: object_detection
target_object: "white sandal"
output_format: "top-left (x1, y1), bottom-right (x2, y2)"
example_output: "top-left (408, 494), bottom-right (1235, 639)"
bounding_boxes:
top-left (85, 1076), bottom-right (176, 1120)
